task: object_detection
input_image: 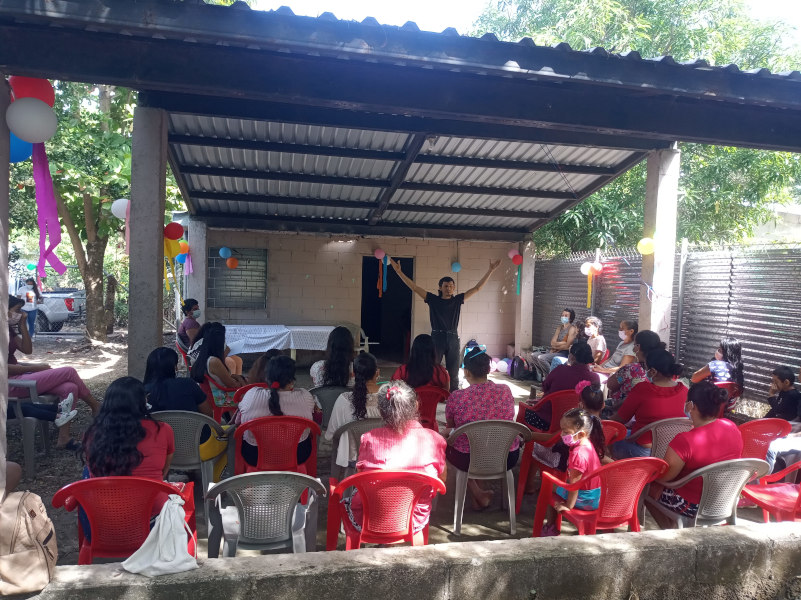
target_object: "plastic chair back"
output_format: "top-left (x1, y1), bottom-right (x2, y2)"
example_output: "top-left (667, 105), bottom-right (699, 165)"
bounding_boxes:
top-left (449, 420), bottom-right (532, 477)
top-left (596, 458), bottom-right (667, 522)
top-left (151, 410), bottom-right (226, 470)
top-left (601, 420), bottom-right (627, 447)
top-left (233, 383), bottom-right (270, 404)
top-left (234, 416), bottom-right (321, 474)
top-left (175, 340), bottom-right (191, 369)
top-left (329, 418), bottom-right (384, 479)
top-left (715, 382), bottom-right (741, 412)
top-left (415, 385), bottom-right (449, 431)
top-left (542, 390), bottom-right (581, 432)
top-left (629, 417), bottom-right (693, 459)
top-left (691, 459), bottom-right (769, 526)
top-left (203, 376), bottom-right (240, 423)
top-left (309, 385), bottom-right (351, 429)
top-left (739, 418), bottom-right (792, 460)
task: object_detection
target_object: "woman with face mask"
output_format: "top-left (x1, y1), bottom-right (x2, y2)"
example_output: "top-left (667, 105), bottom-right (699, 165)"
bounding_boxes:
top-left (593, 319), bottom-right (638, 377)
top-left (16, 277), bottom-right (42, 338)
top-left (690, 337), bottom-right (744, 391)
top-left (177, 298), bottom-right (203, 348)
top-left (606, 330), bottom-right (665, 410)
top-left (533, 308), bottom-right (579, 379)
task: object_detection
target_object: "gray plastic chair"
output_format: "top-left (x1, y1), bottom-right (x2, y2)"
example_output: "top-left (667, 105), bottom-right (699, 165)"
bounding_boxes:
top-left (645, 458), bottom-right (770, 528)
top-left (329, 418), bottom-right (384, 481)
top-left (151, 410), bottom-right (228, 494)
top-left (309, 385), bottom-right (351, 429)
top-left (205, 471), bottom-right (326, 557)
top-left (447, 420), bottom-right (532, 536)
top-left (8, 380), bottom-right (58, 479)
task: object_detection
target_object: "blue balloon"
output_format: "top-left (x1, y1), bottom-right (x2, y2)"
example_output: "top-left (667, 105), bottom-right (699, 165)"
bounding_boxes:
top-left (9, 132), bottom-right (32, 163)
top-left (219, 247), bottom-right (232, 259)
top-left (451, 262), bottom-right (462, 273)
top-left (176, 253), bottom-right (187, 264)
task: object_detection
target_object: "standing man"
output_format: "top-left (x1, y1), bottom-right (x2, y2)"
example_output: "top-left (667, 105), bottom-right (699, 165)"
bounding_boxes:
top-left (389, 258), bottom-right (500, 391)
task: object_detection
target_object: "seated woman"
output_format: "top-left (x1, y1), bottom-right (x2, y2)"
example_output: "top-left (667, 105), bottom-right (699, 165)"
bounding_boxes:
top-left (593, 319), bottom-right (638, 377)
top-left (392, 334), bottom-right (449, 391)
top-left (190, 322), bottom-right (247, 389)
top-left (610, 349), bottom-right (688, 459)
top-left (187, 322), bottom-right (243, 376)
top-left (690, 337), bottom-right (744, 393)
top-left (550, 316), bottom-right (607, 370)
top-left (310, 326), bottom-right (355, 388)
top-left (525, 340), bottom-right (600, 431)
top-left (176, 298), bottom-right (201, 349)
top-left (144, 347), bottom-right (212, 416)
top-left (648, 381), bottom-right (743, 527)
top-left (235, 355), bottom-right (317, 467)
top-left (7, 295), bottom-right (99, 449)
top-left (246, 349), bottom-right (282, 383)
top-left (325, 352), bottom-right (383, 469)
top-left (346, 381), bottom-right (446, 534)
top-left (444, 347), bottom-right (518, 510)
top-left (606, 330), bottom-right (664, 412)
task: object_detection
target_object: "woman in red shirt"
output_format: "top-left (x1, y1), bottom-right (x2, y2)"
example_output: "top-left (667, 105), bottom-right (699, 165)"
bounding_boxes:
top-left (610, 349), bottom-right (688, 459)
top-left (648, 381), bottom-right (743, 527)
top-left (392, 334), bottom-right (450, 391)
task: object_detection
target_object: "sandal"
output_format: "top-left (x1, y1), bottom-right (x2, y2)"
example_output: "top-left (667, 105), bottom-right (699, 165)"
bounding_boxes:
top-left (57, 439), bottom-right (81, 452)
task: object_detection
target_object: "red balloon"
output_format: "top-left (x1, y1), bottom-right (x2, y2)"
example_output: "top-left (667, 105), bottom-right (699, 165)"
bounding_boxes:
top-left (226, 257), bottom-right (239, 269)
top-left (9, 76), bottom-right (55, 107)
top-left (163, 222), bottom-right (184, 240)
top-left (512, 254), bottom-right (524, 266)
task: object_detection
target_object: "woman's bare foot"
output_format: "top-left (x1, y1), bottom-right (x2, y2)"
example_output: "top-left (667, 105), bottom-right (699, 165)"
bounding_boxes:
top-left (470, 489), bottom-right (494, 511)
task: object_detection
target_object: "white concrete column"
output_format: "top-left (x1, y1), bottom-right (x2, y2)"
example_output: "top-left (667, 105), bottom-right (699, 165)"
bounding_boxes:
top-left (639, 145), bottom-right (680, 345)
top-left (184, 219), bottom-right (207, 320)
top-left (128, 107), bottom-right (168, 379)
top-left (515, 241), bottom-right (536, 354)
top-left (0, 78), bottom-right (10, 493)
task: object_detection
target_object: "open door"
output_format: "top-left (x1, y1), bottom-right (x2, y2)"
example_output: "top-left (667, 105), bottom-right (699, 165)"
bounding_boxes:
top-left (360, 257), bottom-right (413, 363)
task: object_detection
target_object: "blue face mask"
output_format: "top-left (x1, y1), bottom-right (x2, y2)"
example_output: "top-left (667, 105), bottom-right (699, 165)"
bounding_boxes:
top-left (560, 316), bottom-right (570, 324)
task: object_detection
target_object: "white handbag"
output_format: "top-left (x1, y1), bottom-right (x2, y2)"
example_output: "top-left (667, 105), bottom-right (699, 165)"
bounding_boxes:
top-left (122, 494), bottom-right (198, 577)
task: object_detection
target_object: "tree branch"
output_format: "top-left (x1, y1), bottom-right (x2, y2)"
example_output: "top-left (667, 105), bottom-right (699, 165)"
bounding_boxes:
top-left (55, 188), bottom-right (88, 276)
top-left (83, 193), bottom-right (97, 242)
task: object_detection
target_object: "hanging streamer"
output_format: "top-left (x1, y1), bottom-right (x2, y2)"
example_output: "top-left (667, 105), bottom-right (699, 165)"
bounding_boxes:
top-left (586, 273), bottom-right (592, 309)
top-left (516, 264), bottom-right (521, 295)
top-left (377, 258), bottom-right (383, 298)
top-left (185, 253), bottom-right (194, 274)
top-left (382, 255), bottom-right (388, 293)
top-left (163, 240), bottom-right (184, 304)
top-left (31, 143), bottom-right (67, 278)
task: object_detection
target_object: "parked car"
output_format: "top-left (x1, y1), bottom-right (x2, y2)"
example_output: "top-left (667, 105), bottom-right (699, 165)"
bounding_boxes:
top-left (39, 288), bottom-right (86, 332)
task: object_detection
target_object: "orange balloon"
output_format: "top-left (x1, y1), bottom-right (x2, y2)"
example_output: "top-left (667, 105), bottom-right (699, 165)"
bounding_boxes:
top-left (179, 241), bottom-right (189, 254)
top-left (226, 257), bottom-right (239, 269)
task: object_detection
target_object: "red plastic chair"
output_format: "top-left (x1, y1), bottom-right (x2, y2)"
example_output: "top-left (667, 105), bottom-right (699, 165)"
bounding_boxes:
top-left (602, 420), bottom-right (628, 448)
top-left (326, 470), bottom-right (446, 550)
top-left (515, 390), bottom-right (581, 513)
top-left (715, 382), bottom-right (742, 414)
top-left (232, 383), bottom-right (270, 404)
top-left (416, 385), bottom-right (450, 431)
top-left (233, 416), bottom-right (321, 477)
top-left (598, 348), bottom-right (610, 365)
top-left (175, 341), bottom-right (191, 370)
top-left (532, 457), bottom-right (668, 536)
top-left (202, 375), bottom-right (241, 423)
top-left (739, 418), bottom-right (792, 460)
top-left (741, 459), bottom-right (801, 522)
top-left (51, 477), bottom-right (196, 565)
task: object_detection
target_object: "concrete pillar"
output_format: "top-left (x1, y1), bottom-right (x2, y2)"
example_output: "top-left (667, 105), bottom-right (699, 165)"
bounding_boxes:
top-left (515, 241), bottom-right (535, 354)
top-left (0, 78), bottom-right (10, 493)
top-left (184, 219), bottom-right (207, 321)
top-left (639, 145), bottom-right (680, 345)
top-left (128, 107), bottom-right (168, 379)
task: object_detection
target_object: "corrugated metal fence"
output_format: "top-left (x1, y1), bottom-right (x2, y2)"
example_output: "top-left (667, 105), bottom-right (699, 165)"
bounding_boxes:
top-left (533, 245), bottom-right (801, 402)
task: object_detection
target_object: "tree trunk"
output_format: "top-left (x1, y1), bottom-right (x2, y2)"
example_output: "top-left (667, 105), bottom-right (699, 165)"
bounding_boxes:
top-left (84, 239), bottom-right (109, 342)
top-left (104, 275), bottom-right (117, 335)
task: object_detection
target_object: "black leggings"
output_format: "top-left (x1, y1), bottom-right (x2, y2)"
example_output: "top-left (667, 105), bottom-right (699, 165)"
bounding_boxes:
top-left (432, 331), bottom-right (461, 392)
top-left (241, 435), bottom-right (313, 468)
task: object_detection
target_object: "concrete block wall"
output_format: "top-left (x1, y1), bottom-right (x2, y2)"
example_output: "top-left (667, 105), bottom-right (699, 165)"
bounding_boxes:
top-left (191, 229), bottom-right (520, 356)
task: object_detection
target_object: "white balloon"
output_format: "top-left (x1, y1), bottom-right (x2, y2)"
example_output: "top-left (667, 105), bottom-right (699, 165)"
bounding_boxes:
top-left (5, 97), bottom-right (58, 143)
top-left (111, 198), bottom-right (129, 220)
top-left (495, 360), bottom-right (509, 374)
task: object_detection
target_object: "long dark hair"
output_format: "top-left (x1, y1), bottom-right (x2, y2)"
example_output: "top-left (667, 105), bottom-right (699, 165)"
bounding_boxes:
top-left (351, 352), bottom-right (378, 420)
top-left (83, 377), bottom-right (157, 476)
top-left (143, 347), bottom-right (179, 408)
top-left (405, 334), bottom-right (437, 388)
top-left (190, 322), bottom-right (227, 383)
top-left (688, 380), bottom-right (728, 419)
top-left (24, 278), bottom-right (42, 302)
top-left (322, 326), bottom-right (354, 387)
top-left (720, 337), bottom-right (744, 389)
top-left (562, 408), bottom-right (605, 460)
top-left (267, 355), bottom-right (296, 416)
top-left (645, 349), bottom-right (684, 378)
top-left (247, 349), bottom-right (282, 384)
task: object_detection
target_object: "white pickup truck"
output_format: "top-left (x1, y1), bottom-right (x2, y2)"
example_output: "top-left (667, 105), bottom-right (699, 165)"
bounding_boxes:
top-left (10, 278), bottom-right (85, 333)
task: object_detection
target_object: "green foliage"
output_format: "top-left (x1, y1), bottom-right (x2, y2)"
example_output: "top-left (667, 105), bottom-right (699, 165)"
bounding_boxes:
top-left (473, 0), bottom-right (801, 256)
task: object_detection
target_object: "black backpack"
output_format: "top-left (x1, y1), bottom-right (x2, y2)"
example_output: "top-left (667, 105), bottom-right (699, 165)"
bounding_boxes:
top-left (510, 356), bottom-right (533, 380)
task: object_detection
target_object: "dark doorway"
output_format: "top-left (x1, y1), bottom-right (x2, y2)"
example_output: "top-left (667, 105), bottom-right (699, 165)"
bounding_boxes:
top-left (361, 257), bottom-right (414, 364)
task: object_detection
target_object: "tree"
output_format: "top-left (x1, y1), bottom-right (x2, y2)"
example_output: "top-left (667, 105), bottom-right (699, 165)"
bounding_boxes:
top-left (473, 0), bottom-right (801, 255)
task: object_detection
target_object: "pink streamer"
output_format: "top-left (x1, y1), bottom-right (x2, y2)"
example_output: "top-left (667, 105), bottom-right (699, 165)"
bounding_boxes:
top-left (185, 253), bottom-right (193, 274)
top-left (31, 143), bottom-right (67, 278)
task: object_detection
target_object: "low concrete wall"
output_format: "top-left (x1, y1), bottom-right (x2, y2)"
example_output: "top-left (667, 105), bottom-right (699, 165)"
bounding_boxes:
top-left (35, 524), bottom-right (801, 600)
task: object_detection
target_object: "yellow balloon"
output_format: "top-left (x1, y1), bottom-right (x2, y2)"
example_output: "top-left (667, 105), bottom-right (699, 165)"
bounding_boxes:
top-left (164, 238), bottom-right (181, 258)
top-left (637, 237), bottom-right (655, 255)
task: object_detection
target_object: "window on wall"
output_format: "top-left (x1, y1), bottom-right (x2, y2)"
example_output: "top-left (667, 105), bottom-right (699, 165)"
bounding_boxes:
top-left (207, 248), bottom-right (268, 309)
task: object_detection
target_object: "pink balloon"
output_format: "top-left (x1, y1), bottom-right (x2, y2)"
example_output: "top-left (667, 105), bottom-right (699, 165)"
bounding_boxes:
top-left (507, 248), bottom-right (520, 259)
top-left (374, 249), bottom-right (386, 260)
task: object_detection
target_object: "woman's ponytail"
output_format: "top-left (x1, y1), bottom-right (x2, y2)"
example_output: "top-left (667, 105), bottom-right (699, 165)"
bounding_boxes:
top-left (268, 386), bottom-right (283, 416)
top-left (266, 355), bottom-right (297, 417)
top-left (588, 414), bottom-right (606, 460)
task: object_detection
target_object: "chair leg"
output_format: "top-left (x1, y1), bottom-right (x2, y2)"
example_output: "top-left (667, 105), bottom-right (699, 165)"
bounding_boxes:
top-left (515, 442), bottom-right (533, 514)
top-left (22, 417), bottom-right (37, 480)
top-left (303, 493), bottom-right (318, 553)
top-left (453, 470), bottom-right (468, 536)
top-left (223, 535), bottom-right (238, 557)
top-left (505, 470), bottom-right (516, 536)
top-left (78, 544), bottom-right (92, 565)
top-left (39, 420), bottom-right (51, 456)
top-left (200, 461), bottom-right (214, 501)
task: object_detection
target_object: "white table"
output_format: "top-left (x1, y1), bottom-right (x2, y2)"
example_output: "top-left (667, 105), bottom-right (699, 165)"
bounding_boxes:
top-left (225, 324), bottom-right (335, 359)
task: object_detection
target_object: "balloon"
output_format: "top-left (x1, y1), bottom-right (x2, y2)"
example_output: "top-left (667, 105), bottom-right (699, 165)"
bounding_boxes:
top-left (175, 253), bottom-right (187, 264)
top-left (163, 222), bottom-right (184, 240)
top-left (26, 263), bottom-right (36, 271)
top-left (164, 238), bottom-right (181, 258)
top-left (580, 262), bottom-right (592, 275)
top-left (512, 254), bottom-right (523, 266)
top-left (489, 359), bottom-right (497, 373)
top-left (219, 247), bottom-right (232, 259)
top-left (507, 249), bottom-right (519, 259)
top-left (179, 241), bottom-right (189, 254)
top-left (451, 262), bottom-right (461, 273)
top-left (226, 257), bottom-right (239, 269)
top-left (5, 97), bottom-right (58, 143)
top-left (590, 262), bottom-right (604, 275)
top-left (637, 237), bottom-right (655, 255)
top-left (495, 360), bottom-right (509, 374)
top-left (9, 132), bottom-right (32, 163)
top-left (110, 198), bottom-right (129, 220)
top-left (9, 76), bottom-right (55, 107)
top-left (374, 249), bottom-right (385, 260)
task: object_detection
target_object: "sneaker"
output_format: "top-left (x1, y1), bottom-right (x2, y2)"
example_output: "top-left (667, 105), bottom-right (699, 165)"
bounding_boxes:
top-left (58, 393), bottom-right (74, 415)
top-left (55, 409), bottom-right (78, 428)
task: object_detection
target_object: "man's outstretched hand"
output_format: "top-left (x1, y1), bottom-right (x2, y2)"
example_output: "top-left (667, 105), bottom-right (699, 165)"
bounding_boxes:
top-left (489, 259), bottom-right (501, 271)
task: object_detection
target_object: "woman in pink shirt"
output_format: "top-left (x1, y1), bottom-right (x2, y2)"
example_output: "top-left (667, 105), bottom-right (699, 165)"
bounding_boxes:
top-left (648, 381), bottom-right (743, 527)
top-left (347, 381), bottom-right (447, 534)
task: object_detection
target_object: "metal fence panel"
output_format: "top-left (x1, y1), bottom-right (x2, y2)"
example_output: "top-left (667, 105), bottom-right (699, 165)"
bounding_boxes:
top-left (595, 250), bottom-right (642, 337)
top-left (532, 253), bottom-right (593, 346)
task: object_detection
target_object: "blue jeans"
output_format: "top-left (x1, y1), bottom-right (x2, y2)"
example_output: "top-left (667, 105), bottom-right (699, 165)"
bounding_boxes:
top-left (611, 439), bottom-right (650, 459)
top-left (550, 355), bottom-right (569, 371)
top-left (766, 437), bottom-right (801, 471)
top-left (24, 309), bottom-right (37, 336)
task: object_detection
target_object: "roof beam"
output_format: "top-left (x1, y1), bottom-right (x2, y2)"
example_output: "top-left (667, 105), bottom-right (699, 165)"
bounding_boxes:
top-left (415, 155), bottom-right (617, 175)
top-left (369, 134), bottom-right (426, 225)
top-left (401, 182), bottom-right (574, 200)
top-left (180, 166), bottom-right (387, 188)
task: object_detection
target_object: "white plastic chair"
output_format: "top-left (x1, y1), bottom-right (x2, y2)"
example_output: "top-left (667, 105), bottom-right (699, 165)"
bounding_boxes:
top-left (447, 420), bottom-right (532, 536)
top-left (7, 380), bottom-right (58, 479)
top-left (309, 385), bottom-right (351, 429)
top-left (645, 458), bottom-right (770, 528)
top-left (329, 418), bottom-right (384, 481)
top-left (205, 472), bottom-right (326, 557)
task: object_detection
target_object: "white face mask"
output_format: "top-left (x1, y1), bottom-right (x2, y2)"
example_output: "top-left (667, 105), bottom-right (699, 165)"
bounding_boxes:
top-left (8, 312), bottom-right (22, 326)
top-left (618, 330), bottom-right (627, 341)
top-left (192, 310), bottom-right (201, 319)
top-left (584, 326), bottom-right (594, 337)
top-left (26, 285), bottom-right (33, 290)
top-left (714, 350), bottom-right (723, 361)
